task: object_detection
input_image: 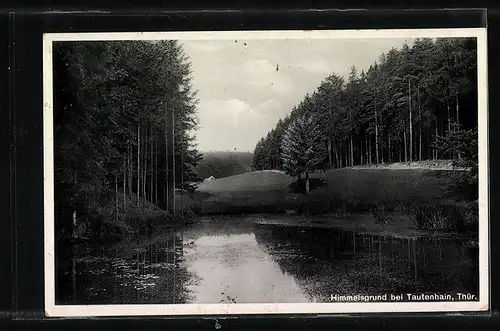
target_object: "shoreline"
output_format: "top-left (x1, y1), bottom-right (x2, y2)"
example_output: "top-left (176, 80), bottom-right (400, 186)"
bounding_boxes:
top-left (196, 212), bottom-right (478, 241)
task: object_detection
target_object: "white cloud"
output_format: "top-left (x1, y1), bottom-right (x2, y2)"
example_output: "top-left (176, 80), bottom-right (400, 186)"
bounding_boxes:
top-left (240, 59), bottom-right (294, 95)
top-left (299, 60), bottom-right (331, 74)
top-left (254, 99), bottom-right (281, 115)
top-left (196, 98), bottom-right (281, 152)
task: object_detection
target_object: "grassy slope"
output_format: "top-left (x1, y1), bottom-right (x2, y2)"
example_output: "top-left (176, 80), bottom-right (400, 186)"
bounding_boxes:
top-left (196, 167), bottom-right (464, 208)
top-left (197, 170), bottom-right (292, 193)
top-left (194, 171), bottom-right (295, 214)
top-left (310, 168), bottom-right (461, 206)
top-left (193, 165), bottom-right (477, 234)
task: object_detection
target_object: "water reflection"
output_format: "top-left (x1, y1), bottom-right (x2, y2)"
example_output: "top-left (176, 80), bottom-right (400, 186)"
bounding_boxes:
top-left (56, 231), bottom-right (197, 305)
top-left (182, 230), bottom-right (310, 303)
top-left (56, 216), bottom-right (479, 305)
top-left (253, 223), bottom-right (479, 302)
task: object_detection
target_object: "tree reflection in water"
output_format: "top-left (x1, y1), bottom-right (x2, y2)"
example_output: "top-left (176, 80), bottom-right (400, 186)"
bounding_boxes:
top-left (252, 223), bottom-right (478, 302)
top-left (56, 230), bottom-right (200, 305)
top-left (55, 217), bottom-right (479, 305)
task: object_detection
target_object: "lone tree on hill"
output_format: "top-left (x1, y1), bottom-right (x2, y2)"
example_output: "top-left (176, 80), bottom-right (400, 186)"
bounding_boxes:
top-left (281, 115), bottom-right (327, 195)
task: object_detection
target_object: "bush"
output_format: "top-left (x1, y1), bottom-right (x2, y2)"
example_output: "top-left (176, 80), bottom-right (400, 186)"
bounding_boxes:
top-left (80, 212), bottom-right (134, 244)
top-left (409, 201), bottom-right (478, 233)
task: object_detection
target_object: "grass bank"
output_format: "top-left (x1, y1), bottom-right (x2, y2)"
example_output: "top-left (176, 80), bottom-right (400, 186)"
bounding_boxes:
top-left (193, 166), bottom-right (478, 235)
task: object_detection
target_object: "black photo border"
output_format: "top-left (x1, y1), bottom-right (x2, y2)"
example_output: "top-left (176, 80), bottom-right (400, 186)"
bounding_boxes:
top-left (4, 5), bottom-right (500, 330)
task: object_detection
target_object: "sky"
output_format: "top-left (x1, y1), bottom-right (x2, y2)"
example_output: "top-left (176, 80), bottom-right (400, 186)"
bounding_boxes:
top-left (182, 38), bottom-right (414, 153)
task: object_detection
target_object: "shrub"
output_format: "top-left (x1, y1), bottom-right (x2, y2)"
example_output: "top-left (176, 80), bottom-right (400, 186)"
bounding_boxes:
top-left (409, 201), bottom-right (478, 233)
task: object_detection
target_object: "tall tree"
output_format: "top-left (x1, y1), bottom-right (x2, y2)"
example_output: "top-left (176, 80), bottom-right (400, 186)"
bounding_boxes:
top-left (53, 40), bottom-right (202, 238)
top-left (254, 37), bottom-right (477, 182)
top-left (281, 115), bottom-right (327, 195)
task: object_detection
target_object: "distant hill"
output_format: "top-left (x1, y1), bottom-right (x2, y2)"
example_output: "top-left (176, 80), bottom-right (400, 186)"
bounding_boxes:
top-left (196, 151), bottom-right (254, 180)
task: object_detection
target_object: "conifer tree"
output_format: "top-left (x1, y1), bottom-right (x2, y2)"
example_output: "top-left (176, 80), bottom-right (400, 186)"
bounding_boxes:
top-left (255, 37), bottom-right (477, 176)
top-left (53, 40), bottom-right (202, 237)
top-left (281, 115), bottom-right (327, 195)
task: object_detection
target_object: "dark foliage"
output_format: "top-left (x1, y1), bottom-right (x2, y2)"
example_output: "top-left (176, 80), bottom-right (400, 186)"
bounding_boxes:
top-left (253, 38), bottom-right (478, 191)
top-left (53, 40), bottom-right (202, 242)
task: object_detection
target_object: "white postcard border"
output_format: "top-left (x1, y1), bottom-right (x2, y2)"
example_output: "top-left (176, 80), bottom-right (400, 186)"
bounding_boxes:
top-left (43, 28), bottom-right (489, 317)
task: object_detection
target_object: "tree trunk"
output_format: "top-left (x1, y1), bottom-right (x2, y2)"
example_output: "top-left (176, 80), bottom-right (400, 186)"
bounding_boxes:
top-left (365, 136), bottom-right (369, 165)
top-left (408, 78), bottom-right (413, 162)
top-left (137, 125), bottom-right (140, 205)
top-left (155, 131), bottom-right (158, 205)
top-left (381, 139), bottom-right (384, 164)
top-left (375, 108), bottom-right (379, 164)
top-left (368, 137), bottom-right (372, 165)
top-left (346, 139), bottom-right (349, 167)
top-left (456, 92), bottom-right (461, 160)
top-left (180, 137), bottom-right (184, 216)
top-left (427, 126), bottom-right (431, 160)
top-left (141, 128), bottom-right (144, 198)
top-left (142, 128), bottom-right (145, 201)
top-left (435, 117), bottom-right (438, 160)
top-left (332, 139), bottom-right (337, 168)
top-left (143, 128), bottom-right (147, 200)
top-left (115, 174), bottom-right (118, 222)
top-left (172, 104), bottom-right (176, 213)
top-left (329, 106), bottom-right (334, 168)
top-left (447, 100), bottom-right (451, 133)
top-left (72, 210), bottom-right (77, 238)
top-left (388, 136), bottom-right (391, 163)
top-left (350, 136), bottom-right (354, 166)
top-left (327, 138), bottom-right (333, 168)
top-left (128, 141), bottom-right (133, 196)
top-left (333, 140), bottom-right (338, 168)
top-left (399, 139), bottom-right (402, 162)
top-left (165, 115), bottom-right (169, 211)
top-left (418, 87), bottom-right (422, 161)
top-left (150, 122), bottom-right (154, 203)
top-left (360, 138), bottom-right (364, 165)
top-left (339, 142), bottom-right (343, 168)
top-left (305, 172), bottom-right (310, 196)
top-left (447, 99), bottom-right (455, 159)
top-left (123, 158), bottom-right (126, 212)
top-left (403, 130), bottom-right (407, 162)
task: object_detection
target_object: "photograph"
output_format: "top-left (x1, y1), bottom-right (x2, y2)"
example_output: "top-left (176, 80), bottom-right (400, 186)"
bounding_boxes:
top-left (43, 28), bottom-right (489, 316)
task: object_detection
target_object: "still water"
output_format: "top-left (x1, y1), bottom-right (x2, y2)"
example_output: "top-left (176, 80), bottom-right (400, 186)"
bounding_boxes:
top-left (56, 215), bottom-right (479, 305)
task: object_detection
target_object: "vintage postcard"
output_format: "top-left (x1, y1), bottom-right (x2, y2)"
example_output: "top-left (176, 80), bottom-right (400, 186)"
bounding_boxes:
top-left (43, 28), bottom-right (489, 317)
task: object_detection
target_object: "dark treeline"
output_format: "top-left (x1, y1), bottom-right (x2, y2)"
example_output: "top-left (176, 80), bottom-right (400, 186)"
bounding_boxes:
top-left (196, 151), bottom-right (254, 179)
top-left (253, 38), bottom-right (478, 174)
top-left (54, 40), bottom-right (202, 239)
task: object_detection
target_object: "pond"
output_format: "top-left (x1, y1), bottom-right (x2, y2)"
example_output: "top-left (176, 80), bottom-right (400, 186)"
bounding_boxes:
top-left (55, 215), bottom-right (479, 305)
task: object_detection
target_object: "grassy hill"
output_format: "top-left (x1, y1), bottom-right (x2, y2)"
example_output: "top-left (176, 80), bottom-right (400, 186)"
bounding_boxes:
top-left (197, 170), bottom-right (291, 193)
top-left (310, 168), bottom-right (467, 205)
top-left (193, 163), bottom-right (478, 234)
top-left (194, 170), bottom-right (294, 215)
